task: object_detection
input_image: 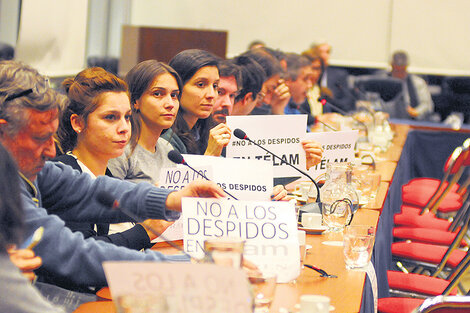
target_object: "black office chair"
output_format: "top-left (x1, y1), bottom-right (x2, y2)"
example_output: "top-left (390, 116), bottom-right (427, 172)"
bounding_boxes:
top-left (0, 42), bottom-right (14, 60)
top-left (442, 77), bottom-right (470, 123)
top-left (87, 56), bottom-right (119, 75)
top-left (354, 76), bottom-right (406, 118)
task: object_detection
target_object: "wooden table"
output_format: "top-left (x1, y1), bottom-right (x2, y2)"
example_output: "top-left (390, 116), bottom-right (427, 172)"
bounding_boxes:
top-left (73, 124), bottom-right (409, 313)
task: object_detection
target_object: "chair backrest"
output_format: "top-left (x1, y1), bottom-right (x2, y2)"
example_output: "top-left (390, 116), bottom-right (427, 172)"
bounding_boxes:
top-left (0, 42), bottom-right (14, 60)
top-left (355, 76), bottom-right (403, 102)
top-left (424, 141), bottom-right (470, 214)
top-left (442, 77), bottom-right (470, 116)
top-left (415, 295), bottom-right (470, 313)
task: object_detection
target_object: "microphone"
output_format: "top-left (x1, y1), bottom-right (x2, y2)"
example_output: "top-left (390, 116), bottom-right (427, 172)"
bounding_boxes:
top-left (233, 129), bottom-right (321, 202)
top-left (318, 96), bottom-right (369, 140)
top-left (167, 150), bottom-right (239, 200)
top-left (96, 191), bottom-right (201, 261)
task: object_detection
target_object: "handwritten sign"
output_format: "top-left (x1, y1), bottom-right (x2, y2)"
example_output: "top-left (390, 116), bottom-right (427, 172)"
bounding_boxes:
top-left (182, 197), bottom-right (300, 283)
top-left (305, 130), bottom-right (359, 180)
top-left (158, 165), bottom-right (212, 189)
top-left (226, 115), bottom-right (307, 179)
top-left (103, 262), bottom-right (252, 313)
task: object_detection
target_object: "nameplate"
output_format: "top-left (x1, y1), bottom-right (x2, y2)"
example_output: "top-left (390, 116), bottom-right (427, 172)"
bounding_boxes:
top-left (103, 262), bottom-right (252, 313)
top-left (226, 115), bottom-right (307, 179)
top-left (305, 130), bottom-right (359, 179)
top-left (182, 197), bottom-right (300, 283)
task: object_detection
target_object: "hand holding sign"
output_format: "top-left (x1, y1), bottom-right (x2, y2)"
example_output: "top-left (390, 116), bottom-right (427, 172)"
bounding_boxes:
top-left (302, 140), bottom-right (324, 170)
top-left (205, 123), bottom-right (232, 156)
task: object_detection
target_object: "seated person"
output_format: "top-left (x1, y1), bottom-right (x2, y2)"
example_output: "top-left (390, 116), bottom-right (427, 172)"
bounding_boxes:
top-left (0, 142), bottom-right (65, 313)
top-left (283, 53), bottom-right (315, 127)
top-left (301, 49), bottom-right (328, 118)
top-left (232, 55), bottom-right (267, 116)
top-left (388, 50), bottom-right (434, 120)
top-left (162, 49), bottom-right (231, 156)
top-left (55, 67), bottom-right (170, 249)
top-left (0, 60), bottom-right (224, 292)
top-left (108, 60), bottom-right (182, 184)
top-left (311, 40), bottom-right (355, 113)
top-left (211, 59), bottom-right (242, 124)
top-left (240, 48), bottom-right (291, 115)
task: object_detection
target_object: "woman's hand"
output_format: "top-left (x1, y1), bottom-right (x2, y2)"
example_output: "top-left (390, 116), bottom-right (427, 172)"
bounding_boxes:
top-left (270, 184), bottom-right (291, 201)
top-left (8, 247), bottom-right (42, 282)
top-left (205, 123), bottom-right (232, 156)
top-left (302, 140), bottom-right (323, 170)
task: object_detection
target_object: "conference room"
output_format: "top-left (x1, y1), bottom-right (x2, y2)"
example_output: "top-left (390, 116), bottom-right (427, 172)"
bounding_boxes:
top-left (1, 1), bottom-right (470, 312)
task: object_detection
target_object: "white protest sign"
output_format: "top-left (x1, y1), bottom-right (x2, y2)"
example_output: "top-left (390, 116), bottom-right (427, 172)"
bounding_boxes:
top-left (154, 166), bottom-right (213, 242)
top-left (226, 115), bottom-right (307, 179)
top-left (155, 156), bottom-right (273, 242)
top-left (158, 166), bottom-right (213, 190)
top-left (305, 130), bottom-right (359, 180)
top-left (103, 262), bottom-right (252, 313)
top-left (182, 197), bottom-right (300, 283)
top-left (183, 154), bottom-right (273, 201)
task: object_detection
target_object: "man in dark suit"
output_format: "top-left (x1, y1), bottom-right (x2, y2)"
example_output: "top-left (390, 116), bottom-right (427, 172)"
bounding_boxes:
top-left (313, 41), bottom-right (356, 113)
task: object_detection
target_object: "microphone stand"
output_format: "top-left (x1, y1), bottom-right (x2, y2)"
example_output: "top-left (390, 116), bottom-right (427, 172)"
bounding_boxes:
top-left (234, 130), bottom-right (321, 203)
top-left (319, 96), bottom-right (369, 142)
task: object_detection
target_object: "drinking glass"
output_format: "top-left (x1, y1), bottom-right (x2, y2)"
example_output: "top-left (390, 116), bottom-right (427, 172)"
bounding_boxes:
top-left (248, 273), bottom-right (277, 312)
top-left (343, 225), bottom-right (376, 269)
top-left (204, 237), bottom-right (245, 268)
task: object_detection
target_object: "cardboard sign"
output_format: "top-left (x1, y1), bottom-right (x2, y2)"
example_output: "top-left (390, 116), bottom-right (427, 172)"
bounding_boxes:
top-left (182, 197), bottom-right (300, 283)
top-left (156, 156), bottom-right (273, 242)
top-left (305, 130), bottom-right (359, 180)
top-left (226, 115), bottom-right (307, 179)
top-left (103, 262), bottom-right (252, 313)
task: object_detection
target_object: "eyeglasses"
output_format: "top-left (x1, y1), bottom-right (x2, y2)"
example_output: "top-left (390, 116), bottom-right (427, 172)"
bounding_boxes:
top-left (3, 77), bottom-right (50, 103)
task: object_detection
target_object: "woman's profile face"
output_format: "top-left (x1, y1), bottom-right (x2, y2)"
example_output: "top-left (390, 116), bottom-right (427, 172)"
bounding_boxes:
top-left (135, 72), bottom-right (179, 132)
top-left (79, 91), bottom-right (131, 160)
top-left (180, 66), bottom-right (219, 123)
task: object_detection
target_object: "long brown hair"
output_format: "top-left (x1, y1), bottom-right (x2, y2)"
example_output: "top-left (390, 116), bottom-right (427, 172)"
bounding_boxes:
top-left (58, 67), bottom-right (128, 152)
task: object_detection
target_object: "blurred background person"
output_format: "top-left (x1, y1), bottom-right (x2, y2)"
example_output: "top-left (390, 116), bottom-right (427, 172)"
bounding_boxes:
top-left (389, 50), bottom-right (434, 120)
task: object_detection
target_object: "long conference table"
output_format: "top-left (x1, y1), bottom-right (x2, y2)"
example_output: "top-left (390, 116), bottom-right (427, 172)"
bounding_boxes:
top-left (75, 122), bottom-right (466, 313)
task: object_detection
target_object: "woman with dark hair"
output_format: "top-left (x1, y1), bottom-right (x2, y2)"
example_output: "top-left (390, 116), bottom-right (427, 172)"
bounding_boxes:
top-left (55, 67), bottom-right (164, 251)
top-left (162, 49), bottom-right (231, 156)
top-left (0, 143), bottom-right (64, 313)
top-left (108, 60), bottom-right (182, 184)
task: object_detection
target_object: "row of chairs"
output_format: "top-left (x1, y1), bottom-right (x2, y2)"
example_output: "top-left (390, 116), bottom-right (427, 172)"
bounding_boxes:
top-left (378, 138), bottom-right (470, 312)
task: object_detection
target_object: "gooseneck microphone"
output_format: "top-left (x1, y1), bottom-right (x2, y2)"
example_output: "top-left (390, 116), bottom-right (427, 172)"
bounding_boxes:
top-left (167, 150), bottom-right (239, 200)
top-left (96, 191), bottom-right (199, 261)
top-left (318, 96), bottom-right (369, 140)
top-left (233, 129), bottom-right (321, 202)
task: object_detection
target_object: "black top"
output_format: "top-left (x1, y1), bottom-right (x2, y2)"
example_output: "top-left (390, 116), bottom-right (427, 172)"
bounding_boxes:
top-left (52, 154), bottom-right (153, 250)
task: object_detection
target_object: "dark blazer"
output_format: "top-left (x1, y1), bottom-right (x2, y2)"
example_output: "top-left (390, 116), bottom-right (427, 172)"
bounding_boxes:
top-left (326, 67), bottom-right (356, 113)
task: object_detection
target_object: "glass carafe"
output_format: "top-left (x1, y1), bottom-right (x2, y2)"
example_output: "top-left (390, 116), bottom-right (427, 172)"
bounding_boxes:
top-left (320, 162), bottom-right (359, 230)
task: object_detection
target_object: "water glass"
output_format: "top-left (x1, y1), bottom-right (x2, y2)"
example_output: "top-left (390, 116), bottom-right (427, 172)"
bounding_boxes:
top-left (248, 273), bottom-right (277, 312)
top-left (204, 237), bottom-right (245, 268)
top-left (343, 225), bottom-right (376, 269)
